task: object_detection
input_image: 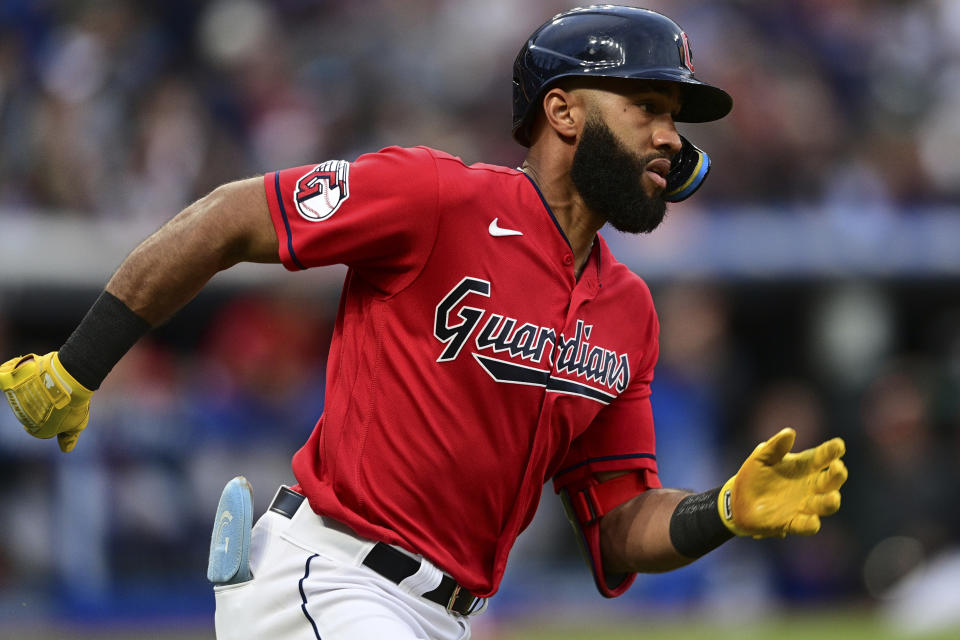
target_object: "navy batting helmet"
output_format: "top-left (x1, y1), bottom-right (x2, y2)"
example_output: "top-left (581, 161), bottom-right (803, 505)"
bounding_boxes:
top-left (512, 6), bottom-right (732, 147)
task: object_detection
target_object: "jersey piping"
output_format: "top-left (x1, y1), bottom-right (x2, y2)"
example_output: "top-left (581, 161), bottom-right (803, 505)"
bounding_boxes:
top-left (274, 171), bottom-right (307, 271)
top-left (521, 172), bottom-right (572, 249)
top-left (554, 453), bottom-right (658, 479)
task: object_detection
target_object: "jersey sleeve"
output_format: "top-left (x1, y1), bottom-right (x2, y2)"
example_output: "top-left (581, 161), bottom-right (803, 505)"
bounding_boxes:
top-left (551, 308), bottom-right (660, 599)
top-left (264, 145), bottom-right (440, 296)
top-left (552, 393), bottom-right (661, 492)
top-left (552, 308), bottom-right (662, 493)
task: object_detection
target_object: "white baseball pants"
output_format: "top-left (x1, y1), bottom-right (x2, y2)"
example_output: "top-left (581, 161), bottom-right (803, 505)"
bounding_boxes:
top-left (213, 492), bottom-right (472, 640)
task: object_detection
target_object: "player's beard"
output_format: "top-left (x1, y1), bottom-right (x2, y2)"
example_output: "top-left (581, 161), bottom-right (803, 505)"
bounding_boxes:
top-left (570, 115), bottom-right (668, 234)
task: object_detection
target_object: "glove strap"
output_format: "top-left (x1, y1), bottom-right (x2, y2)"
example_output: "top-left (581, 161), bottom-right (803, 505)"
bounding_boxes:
top-left (669, 487), bottom-right (734, 558)
top-left (50, 352), bottom-right (93, 399)
top-left (58, 291), bottom-right (152, 390)
top-left (718, 475), bottom-right (736, 530)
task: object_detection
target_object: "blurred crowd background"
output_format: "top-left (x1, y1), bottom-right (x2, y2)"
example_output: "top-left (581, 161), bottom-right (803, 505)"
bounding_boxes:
top-left (1, 0), bottom-right (959, 638)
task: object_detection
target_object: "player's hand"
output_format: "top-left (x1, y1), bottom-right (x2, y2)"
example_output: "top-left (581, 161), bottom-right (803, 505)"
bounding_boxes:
top-left (0, 352), bottom-right (93, 452)
top-left (718, 428), bottom-right (847, 538)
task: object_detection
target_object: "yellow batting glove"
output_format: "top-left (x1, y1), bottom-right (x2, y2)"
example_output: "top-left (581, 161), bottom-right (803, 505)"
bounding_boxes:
top-left (719, 428), bottom-right (848, 539)
top-left (0, 352), bottom-right (94, 452)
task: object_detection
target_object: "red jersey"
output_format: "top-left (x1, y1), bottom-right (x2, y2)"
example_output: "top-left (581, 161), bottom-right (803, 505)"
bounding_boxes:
top-left (264, 146), bottom-right (661, 597)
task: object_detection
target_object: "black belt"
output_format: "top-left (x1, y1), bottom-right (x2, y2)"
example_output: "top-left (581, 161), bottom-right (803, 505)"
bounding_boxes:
top-left (269, 487), bottom-right (483, 615)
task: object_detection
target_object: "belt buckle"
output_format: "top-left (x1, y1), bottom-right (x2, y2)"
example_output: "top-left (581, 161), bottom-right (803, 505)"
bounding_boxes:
top-left (465, 595), bottom-right (487, 616)
top-left (446, 585), bottom-right (487, 616)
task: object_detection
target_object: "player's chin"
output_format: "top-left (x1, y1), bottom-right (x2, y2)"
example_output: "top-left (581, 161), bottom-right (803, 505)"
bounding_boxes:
top-left (606, 203), bottom-right (667, 234)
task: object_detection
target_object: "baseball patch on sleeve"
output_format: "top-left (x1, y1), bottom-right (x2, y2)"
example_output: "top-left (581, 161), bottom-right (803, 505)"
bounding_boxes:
top-left (294, 160), bottom-right (350, 221)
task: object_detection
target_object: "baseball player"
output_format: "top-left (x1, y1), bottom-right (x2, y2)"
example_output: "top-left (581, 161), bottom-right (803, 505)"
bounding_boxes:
top-left (0, 7), bottom-right (847, 640)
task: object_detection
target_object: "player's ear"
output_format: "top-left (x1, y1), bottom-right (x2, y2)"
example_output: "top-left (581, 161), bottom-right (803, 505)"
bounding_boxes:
top-left (541, 86), bottom-right (583, 141)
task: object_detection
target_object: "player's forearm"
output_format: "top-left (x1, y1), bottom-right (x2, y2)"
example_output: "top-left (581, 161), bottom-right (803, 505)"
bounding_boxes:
top-left (599, 488), bottom-right (694, 573)
top-left (54, 178), bottom-right (279, 392)
top-left (0, 178), bottom-right (283, 451)
top-left (107, 178), bottom-right (279, 325)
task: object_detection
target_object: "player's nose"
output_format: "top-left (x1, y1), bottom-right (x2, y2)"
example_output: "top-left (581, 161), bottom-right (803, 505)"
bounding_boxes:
top-left (652, 115), bottom-right (682, 156)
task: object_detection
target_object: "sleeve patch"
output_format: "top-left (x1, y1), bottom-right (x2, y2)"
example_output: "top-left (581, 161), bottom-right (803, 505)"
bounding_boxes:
top-left (294, 160), bottom-right (350, 221)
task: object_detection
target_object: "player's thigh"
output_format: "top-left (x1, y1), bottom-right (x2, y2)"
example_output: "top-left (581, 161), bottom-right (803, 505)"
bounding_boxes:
top-left (298, 553), bottom-right (469, 640)
top-left (300, 579), bottom-right (422, 639)
top-left (216, 560), bottom-right (422, 640)
top-left (215, 513), bottom-right (467, 640)
top-left (214, 514), bottom-right (315, 639)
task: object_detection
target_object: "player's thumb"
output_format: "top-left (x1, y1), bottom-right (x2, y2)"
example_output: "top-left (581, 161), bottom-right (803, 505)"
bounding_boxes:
top-left (0, 354), bottom-right (34, 387)
top-left (753, 428), bottom-right (796, 466)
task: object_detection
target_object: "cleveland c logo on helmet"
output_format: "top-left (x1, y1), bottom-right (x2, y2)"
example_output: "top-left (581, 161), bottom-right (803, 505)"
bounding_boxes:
top-left (679, 31), bottom-right (694, 72)
top-left (294, 160), bottom-right (350, 221)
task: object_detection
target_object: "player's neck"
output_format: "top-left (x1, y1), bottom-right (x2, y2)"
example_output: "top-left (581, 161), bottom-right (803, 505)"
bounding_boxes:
top-left (520, 158), bottom-right (602, 276)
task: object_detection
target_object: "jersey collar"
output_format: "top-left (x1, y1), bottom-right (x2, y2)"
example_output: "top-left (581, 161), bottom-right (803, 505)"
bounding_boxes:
top-left (520, 171), bottom-right (571, 249)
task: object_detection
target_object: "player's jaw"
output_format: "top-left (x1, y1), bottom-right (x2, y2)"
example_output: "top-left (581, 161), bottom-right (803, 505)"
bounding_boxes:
top-left (570, 114), bottom-right (668, 234)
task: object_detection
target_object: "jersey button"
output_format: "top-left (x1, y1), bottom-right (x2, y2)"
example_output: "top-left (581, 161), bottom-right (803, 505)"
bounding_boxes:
top-left (562, 254), bottom-right (574, 266)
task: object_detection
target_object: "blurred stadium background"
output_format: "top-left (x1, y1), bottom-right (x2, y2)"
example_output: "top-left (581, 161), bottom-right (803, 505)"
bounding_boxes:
top-left (1, 0), bottom-right (959, 638)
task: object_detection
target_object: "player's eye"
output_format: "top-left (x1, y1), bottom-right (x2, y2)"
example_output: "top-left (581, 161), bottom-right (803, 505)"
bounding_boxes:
top-left (634, 99), bottom-right (681, 120)
top-left (634, 100), bottom-right (666, 115)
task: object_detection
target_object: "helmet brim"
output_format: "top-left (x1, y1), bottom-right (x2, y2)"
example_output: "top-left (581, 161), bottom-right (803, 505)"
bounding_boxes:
top-left (673, 80), bottom-right (733, 123)
top-left (512, 72), bottom-right (732, 145)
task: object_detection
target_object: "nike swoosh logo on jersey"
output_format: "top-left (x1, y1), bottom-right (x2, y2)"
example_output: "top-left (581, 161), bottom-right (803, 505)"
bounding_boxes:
top-left (488, 218), bottom-right (523, 237)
